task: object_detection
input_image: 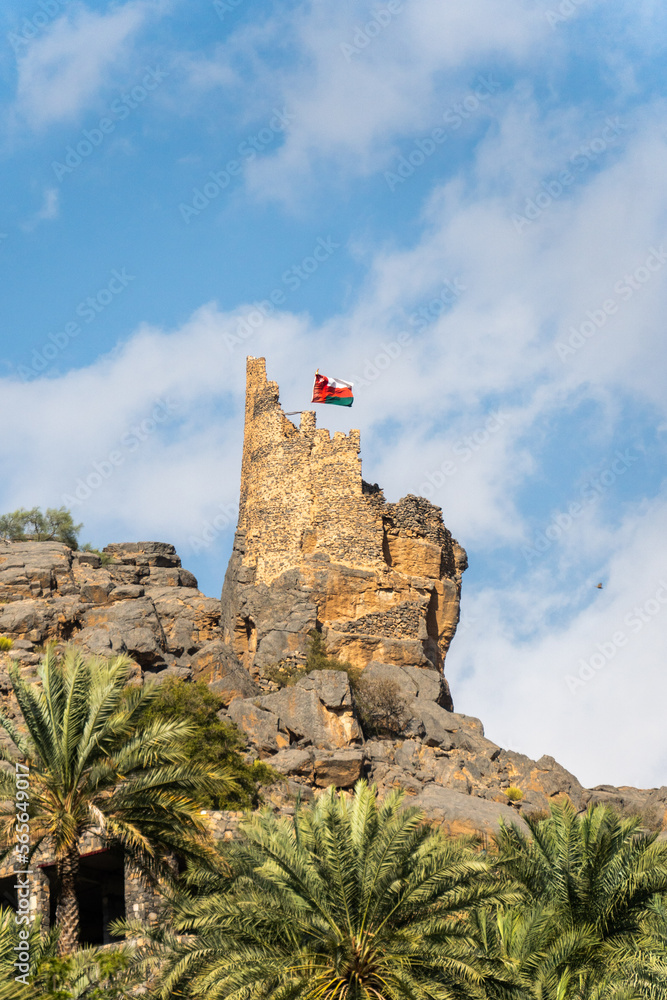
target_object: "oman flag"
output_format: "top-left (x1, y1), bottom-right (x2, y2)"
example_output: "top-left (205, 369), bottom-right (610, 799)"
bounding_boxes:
top-left (311, 371), bottom-right (354, 407)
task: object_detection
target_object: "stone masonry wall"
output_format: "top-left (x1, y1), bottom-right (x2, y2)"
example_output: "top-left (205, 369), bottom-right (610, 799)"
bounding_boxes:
top-left (239, 357), bottom-right (384, 582)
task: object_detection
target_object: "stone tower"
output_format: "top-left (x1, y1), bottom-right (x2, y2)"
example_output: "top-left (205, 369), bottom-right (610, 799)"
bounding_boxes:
top-left (221, 357), bottom-right (467, 695)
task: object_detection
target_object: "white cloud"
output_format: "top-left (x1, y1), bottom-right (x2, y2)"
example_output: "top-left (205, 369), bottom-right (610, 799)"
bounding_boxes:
top-left (0, 305), bottom-right (309, 550)
top-left (448, 496), bottom-right (667, 788)
top-left (12, 1), bottom-right (155, 130)
top-left (186, 0), bottom-right (551, 201)
top-left (2, 201), bottom-right (666, 785)
top-left (20, 186), bottom-right (59, 231)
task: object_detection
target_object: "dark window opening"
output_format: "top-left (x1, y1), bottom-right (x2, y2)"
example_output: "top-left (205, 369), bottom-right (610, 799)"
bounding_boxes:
top-left (233, 614), bottom-right (257, 670)
top-left (382, 520), bottom-right (393, 568)
top-left (43, 846), bottom-right (125, 946)
top-left (0, 875), bottom-right (18, 912)
top-left (426, 589), bottom-right (439, 640)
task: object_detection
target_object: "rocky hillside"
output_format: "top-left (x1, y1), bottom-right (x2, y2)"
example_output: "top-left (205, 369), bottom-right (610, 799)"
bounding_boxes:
top-left (1, 539), bottom-right (665, 837)
top-left (220, 494), bottom-right (465, 703)
top-left (0, 540), bottom-right (256, 699)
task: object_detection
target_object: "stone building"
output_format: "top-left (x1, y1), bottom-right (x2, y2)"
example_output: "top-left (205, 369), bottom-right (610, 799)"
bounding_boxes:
top-left (221, 356), bottom-right (468, 685)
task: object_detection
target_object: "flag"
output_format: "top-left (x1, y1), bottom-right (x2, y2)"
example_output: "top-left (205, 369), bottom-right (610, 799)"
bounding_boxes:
top-left (311, 371), bottom-right (354, 407)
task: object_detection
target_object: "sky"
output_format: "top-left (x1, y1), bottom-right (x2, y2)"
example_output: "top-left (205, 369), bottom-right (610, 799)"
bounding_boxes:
top-left (1, 0), bottom-right (666, 790)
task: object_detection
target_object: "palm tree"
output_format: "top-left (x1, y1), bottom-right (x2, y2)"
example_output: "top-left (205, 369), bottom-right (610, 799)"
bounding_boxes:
top-left (481, 801), bottom-right (667, 998)
top-left (127, 780), bottom-right (519, 1000)
top-left (0, 906), bottom-right (137, 1000)
top-left (0, 908), bottom-right (58, 1000)
top-left (0, 646), bottom-right (239, 955)
top-left (473, 901), bottom-right (636, 1000)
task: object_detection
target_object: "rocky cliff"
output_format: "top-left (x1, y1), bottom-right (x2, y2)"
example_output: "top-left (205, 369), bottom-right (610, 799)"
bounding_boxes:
top-left (0, 357), bottom-right (665, 837)
top-left (0, 540), bottom-right (257, 701)
top-left (1, 539), bottom-right (665, 837)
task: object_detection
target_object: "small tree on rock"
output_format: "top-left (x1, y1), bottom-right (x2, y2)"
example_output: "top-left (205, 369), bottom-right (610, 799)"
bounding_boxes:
top-left (0, 506), bottom-right (82, 548)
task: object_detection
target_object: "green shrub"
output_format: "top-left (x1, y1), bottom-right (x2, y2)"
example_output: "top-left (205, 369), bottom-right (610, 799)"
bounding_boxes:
top-left (81, 543), bottom-right (113, 565)
top-left (263, 661), bottom-right (303, 687)
top-left (264, 630), bottom-right (360, 687)
top-left (139, 678), bottom-right (276, 808)
top-left (505, 786), bottom-right (524, 802)
top-left (0, 506), bottom-right (82, 549)
top-left (306, 629), bottom-right (357, 674)
top-left (0, 637), bottom-right (12, 652)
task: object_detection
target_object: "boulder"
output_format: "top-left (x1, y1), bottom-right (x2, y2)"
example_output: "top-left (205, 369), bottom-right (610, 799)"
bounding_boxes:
top-left (192, 640), bottom-right (260, 704)
top-left (227, 699), bottom-right (285, 752)
top-left (111, 585), bottom-right (145, 600)
top-left (72, 561), bottom-right (116, 604)
top-left (147, 588), bottom-right (221, 657)
top-left (269, 748), bottom-right (314, 777)
top-left (495, 751), bottom-right (586, 811)
top-left (414, 785), bottom-right (529, 837)
top-left (103, 542), bottom-right (182, 568)
top-left (226, 670), bottom-right (363, 752)
top-left (297, 669), bottom-right (354, 709)
top-left (585, 784), bottom-right (667, 829)
top-left (313, 750), bottom-right (365, 788)
top-left (7, 649), bottom-right (40, 665)
top-left (79, 598), bottom-right (167, 667)
top-left (0, 596), bottom-right (85, 643)
top-left (0, 543), bottom-right (215, 671)
top-left (0, 542), bottom-right (75, 600)
top-left (147, 664), bottom-right (192, 684)
top-left (362, 661), bottom-right (454, 714)
top-left (360, 662), bottom-right (484, 749)
top-left (257, 671), bottom-right (363, 750)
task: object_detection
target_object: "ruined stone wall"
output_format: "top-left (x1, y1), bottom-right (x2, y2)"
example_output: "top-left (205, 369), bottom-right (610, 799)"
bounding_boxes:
top-left (222, 358), bottom-right (467, 677)
top-left (239, 357), bottom-right (384, 583)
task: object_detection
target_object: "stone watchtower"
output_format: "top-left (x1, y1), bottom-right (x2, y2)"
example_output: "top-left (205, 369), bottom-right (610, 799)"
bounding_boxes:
top-left (221, 357), bottom-right (467, 695)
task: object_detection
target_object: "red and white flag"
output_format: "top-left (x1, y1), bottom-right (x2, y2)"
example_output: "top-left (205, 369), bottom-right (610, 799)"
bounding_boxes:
top-left (311, 371), bottom-right (354, 407)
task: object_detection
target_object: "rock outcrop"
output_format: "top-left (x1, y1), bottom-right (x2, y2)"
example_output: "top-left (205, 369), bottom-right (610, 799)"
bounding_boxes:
top-left (1, 538), bottom-right (666, 838)
top-left (224, 663), bottom-right (667, 835)
top-left (0, 540), bottom-right (221, 678)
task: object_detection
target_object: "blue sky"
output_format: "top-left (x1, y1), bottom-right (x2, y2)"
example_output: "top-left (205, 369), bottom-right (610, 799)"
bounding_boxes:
top-left (1, 0), bottom-right (666, 789)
